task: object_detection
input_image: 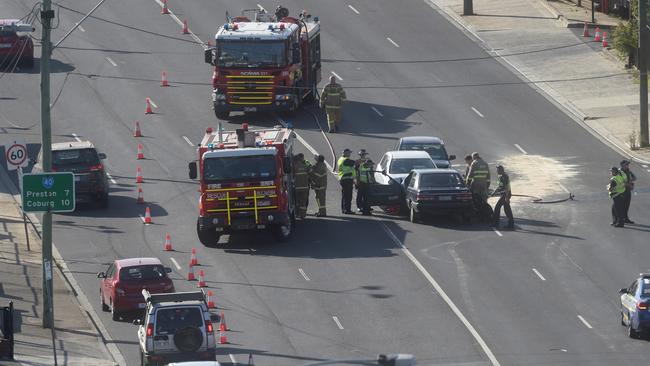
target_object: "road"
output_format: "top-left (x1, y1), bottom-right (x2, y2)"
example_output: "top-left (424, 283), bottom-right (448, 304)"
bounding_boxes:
top-left (2, 0), bottom-right (650, 365)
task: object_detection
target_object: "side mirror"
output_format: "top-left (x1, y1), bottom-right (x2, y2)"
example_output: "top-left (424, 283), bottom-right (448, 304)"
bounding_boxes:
top-left (204, 48), bottom-right (214, 65)
top-left (283, 157), bottom-right (292, 174)
top-left (133, 319), bottom-right (142, 326)
top-left (98, 153), bottom-right (107, 160)
top-left (97, 272), bottom-right (106, 278)
top-left (189, 161), bottom-right (197, 180)
top-left (619, 288), bottom-right (629, 294)
top-left (164, 267), bottom-right (172, 273)
top-left (448, 154), bottom-right (456, 161)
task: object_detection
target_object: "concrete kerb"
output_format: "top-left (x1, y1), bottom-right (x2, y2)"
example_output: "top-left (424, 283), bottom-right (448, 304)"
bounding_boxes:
top-left (0, 166), bottom-right (126, 366)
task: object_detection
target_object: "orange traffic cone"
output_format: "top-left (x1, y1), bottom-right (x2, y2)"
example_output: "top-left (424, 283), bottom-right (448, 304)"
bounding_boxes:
top-left (219, 311), bottom-right (229, 331)
top-left (594, 27), bottom-right (602, 42)
top-left (137, 143), bottom-right (145, 160)
top-left (248, 354), bottom-right (254, 366)
top-left (602, 32), bottom-right (609, 47)
top-left (164, 232), bottom-right (173, 251)
top-left (582, 22), bottom-right (590, 37)
top-left (133, 120), bottom-right (142, 137)
top-left (182, 19), bottom-right (189, 34)
top-left (161, 0), bottom-right (170, 14)
top-left (219, 330), bottom-right (228, 344)
top-left (190, 247), bottom-right (198, 266)
top-left (187, 264), bottom-right (195, 281)
top-left (145, 98), bottom-right (154, 114)
top-left (136, 166), bottom-right (144, 183)
top-left (136, 184), bottom-right (144, 204)
top-left (144, 206), bottom-right (152, 224)
top-left (197, 269), bottom-right (207, 287)
top-left (207, 290), bottom-right (216, 308)
top-left (161, 71), bottom-right (169, 87)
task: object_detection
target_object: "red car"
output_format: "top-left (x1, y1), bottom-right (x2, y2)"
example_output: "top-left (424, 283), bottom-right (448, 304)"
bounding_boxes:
top-left (0, 19), bottom-right (34, 69)
top-left (98, 258), bottom-right (175, 320)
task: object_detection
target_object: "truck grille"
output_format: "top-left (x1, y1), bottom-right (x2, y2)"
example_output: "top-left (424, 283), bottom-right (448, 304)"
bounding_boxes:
top-left (226, 75), bottom-right (274, 105)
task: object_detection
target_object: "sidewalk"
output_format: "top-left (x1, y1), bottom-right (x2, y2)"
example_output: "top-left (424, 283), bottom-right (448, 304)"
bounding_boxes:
top-left (429, 0), bottom-right (650, 163)
top-left (0, 172), bottom-right (118, 365)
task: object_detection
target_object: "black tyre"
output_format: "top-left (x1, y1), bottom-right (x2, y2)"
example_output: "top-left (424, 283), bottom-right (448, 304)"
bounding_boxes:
top-left (100, 290), bottom-right (109, 312)
top-left (98, 192), bottom-right (109, 209)
top-left (271, 221), bottom-right (292, 242)
top-left (21, 56), bottom-right (34, 68)
top-left (173, 326), bottom-right (203, 352)
top-left (197, 220), bottom-right (220, 247)
top-left (214, 109), bottom-right (229, 120)
top-left (628, 317), bottom-right (639, 338)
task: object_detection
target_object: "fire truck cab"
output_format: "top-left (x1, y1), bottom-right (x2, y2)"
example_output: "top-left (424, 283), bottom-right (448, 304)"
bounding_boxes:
top-left (204, 6), bottom-right (321, 119)
top-left (189, 124), bottom-right (297, 246)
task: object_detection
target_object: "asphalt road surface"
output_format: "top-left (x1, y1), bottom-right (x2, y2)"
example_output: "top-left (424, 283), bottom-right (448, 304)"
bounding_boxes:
top-left (2, 0), bottom-right (650, 365)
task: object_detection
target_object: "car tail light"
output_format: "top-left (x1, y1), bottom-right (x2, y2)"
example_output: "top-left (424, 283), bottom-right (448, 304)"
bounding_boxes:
top-left (205, 320), bottom-right (214, 334)
top-left (115, 287), bottom-right (125, 296)
top-left (459, 192), bottom-right (473, 200)
top-left (146, 323), bottom-right (154, 337)
top-left (638, 302), bottom-right (649, 310)
top-left (416, 193), bottom-right (434, 201)
top-left (89, 163), bottom-right (103, 172)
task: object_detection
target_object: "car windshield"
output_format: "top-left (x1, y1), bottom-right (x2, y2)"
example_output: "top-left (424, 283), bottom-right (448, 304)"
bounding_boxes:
top-left (642, 279), bottom-right (650, 296)
top-left (389, 158), bottom-right (435, 174)
top-left (217, 41), bottom-right (287, 68)
top-left (52, 148), bottom-right (99, 167)
top-left (155, 307), bottom-right (203, 334)
top-left (119, 265), bottom-right (167, 281)
top-left (420, 173), bottom-right (465, 188)
top-left (203, 155), bottom-right (276, 181)
top-left (400, 143), bottom-right (448, 160)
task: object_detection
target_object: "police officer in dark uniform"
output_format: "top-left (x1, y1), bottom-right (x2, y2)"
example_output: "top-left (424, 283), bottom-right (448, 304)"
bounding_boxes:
top-left (620, 159), bottom-right (636, 224)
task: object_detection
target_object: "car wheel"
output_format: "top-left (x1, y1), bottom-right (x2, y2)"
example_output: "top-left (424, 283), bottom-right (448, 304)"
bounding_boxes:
top-left (110, 299), bottom-right (120, 321)
top-left (409, 202), bottom-right (419, 223)
top-left (140, 350), bottom-right (148, 366)
top-left (100, 290), bottom-right (109, 312)
top-left (197, 220), bottom-right (220, 247)
top-left (628, 317), bottom-right (639, 338)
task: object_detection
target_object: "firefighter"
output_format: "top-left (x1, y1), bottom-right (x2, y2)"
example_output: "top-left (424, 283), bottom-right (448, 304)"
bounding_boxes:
top-left (608, 166), bottom-right (627, 227)
top-left (320, 76), bottom-right (347, 133)
top-left (355, 150), bottom-right (374, 215)
top-left (466, 152), bottom-right (491, 221)
top-left (293, 153), bottom-right (310, 219)
top-left (492, 165), bottom-right (514, 229)
top-left (309, 154), bottom-right (328, 217)
top-left (337, 148), bottom-right (356, 214)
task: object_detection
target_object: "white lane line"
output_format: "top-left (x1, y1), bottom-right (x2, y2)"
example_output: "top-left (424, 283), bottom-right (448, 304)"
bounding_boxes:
top-left (532, 268), bottom-right (546, 281)
top-left (257, 4), bottom-right (266, 12)
top-left (170, 257), bottom-right (182, 271)
top-left (492, 228), bottom-right (503, 237)
top-left (348, 4), bottom-right (360, 14)
top-left (471, 106), bottom-right (485, 118)
top-left (139, 214), bottom-right (147, 223)
top-left (642, 165), bottom-right (648, 168)
top-left (371, 106), bottom-right (384, 117)
top-left (154, 0), bottom-right (206, 48)
top-left (386, 37), bottom-right (400, 48)
top-left (332, 316), bottom-right (344, 330)
top-left (330, 71), bottom-right (343, 81)
top-left (558, 183), bottom-right (570, 194)
top-left (105, 56), bottom-right (117, 67)
top-left (71, 133), bottom-right (82, 142)
top-left (577, 315), bottom-right (593, 329)
top-left (106, 173), bottom-right (117, 184)
top-left (647, 169), bottom-right (650, 173)
top-left (148, 99), bottom-right (158, 108)
top-left (77, 24), bottom-right (86, 32)
top-left (382, 224), bottom-right (501, 366)
top-left (513, 143), bottom-right (528, 155)
top-left (298, 268), bottom-right (311, 281)
top-left (229, 354), bottom-right (237, 365)
top-left (182, 136), bottom-right (194, 146)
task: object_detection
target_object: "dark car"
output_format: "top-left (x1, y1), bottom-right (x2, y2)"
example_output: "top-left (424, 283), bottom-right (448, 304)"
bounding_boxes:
top-left (48, 141), bottom-right (110, 208)
top-left (0, 19), bottom-right (34, 68)
top-left (98, 258), bottom-right (174, 320)
top-left (402, 169), bottom-right (474, 222)
top-left (394, 136), bottom-right (456, 168)
top-left (619, 274), bottom-right (650, 338)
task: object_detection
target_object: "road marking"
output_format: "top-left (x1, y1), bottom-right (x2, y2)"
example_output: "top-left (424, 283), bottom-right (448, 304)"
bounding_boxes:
top-left (229, 354), bottom-right (237, 365)
top-left (558, 183), bottom-right (570, 194)
top-left (106, 173), bottom-right (117, 184)
top-left (105, 57), bottom-right (117, 67)
top-left (154, 0), bottom-right (206, 48)
top-left (471, 106), bottom-right (484, 118)
top-left (71, 133), bottom-right (82, 142)
top-left (647, 169), bottom-right (650, 173)
top-left (532, 268), bottom-right (546, 281)
top-left (332, 316), bottom-right (344, 330)
top-left (330, 71), bottom-right (343, 81)
top-left (77, 24), bottom-right (86, 32)
top-left (642, 165), bottom-right (648, 168)
top-left (148, 99), bottom-right (158, 108)
top-left (577, 315), bottom-right (593, 329)
top-left (348, 4), bottom-right (360, 14)
top-left (170, 257), bottom-right (182, 270)
top-left (382, 223), bottom-right (501, 366)
top-left (298, 268), bottom-right (310, 281)
top-left (386, 37), bottom-right (400, 48)
top-left (182, 136), bottom-right (194, 146)
top-left (371, 106), bottom-right (384, 117)
top-left (514, 144), bottom-right (528, 155)
top-left (492, 228), bottom-right (503, 237)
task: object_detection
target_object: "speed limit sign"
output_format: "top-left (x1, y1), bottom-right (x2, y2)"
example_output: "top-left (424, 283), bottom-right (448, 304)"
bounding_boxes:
top-left (5, 140), bottom-right (28, 171)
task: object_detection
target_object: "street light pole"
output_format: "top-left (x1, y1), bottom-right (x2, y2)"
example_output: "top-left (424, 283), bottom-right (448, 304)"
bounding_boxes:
top-left (640, 0), bottom-right (650, 147)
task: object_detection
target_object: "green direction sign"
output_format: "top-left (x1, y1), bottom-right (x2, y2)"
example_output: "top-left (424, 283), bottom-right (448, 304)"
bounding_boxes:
top-left (22, 172), bottom-right (75, 212)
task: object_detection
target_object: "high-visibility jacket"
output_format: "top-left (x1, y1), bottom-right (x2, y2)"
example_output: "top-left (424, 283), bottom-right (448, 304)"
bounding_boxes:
top-left (466, 158), bottom-right (490, 186)
top-left (320, 83), bottom-right (347, 109)
top-left (337, 156), bottom-right (356, 180)
top-left (494, 173), bottom-right (511, 198)
top-left (608, 173), bottom-right (626, 198)
top-left (293, 160), bottom-right (310, 189)
top-left (309, 161), bottom-right (328, 190)
top-left (357, 161), bottom-right (374, 184)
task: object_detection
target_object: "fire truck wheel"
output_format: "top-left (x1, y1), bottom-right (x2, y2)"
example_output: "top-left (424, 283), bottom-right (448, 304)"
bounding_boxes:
top-left (271, 223), bottom-right (292, 242)
top-left (197, 221), bottom-right (220, 247)
top-left (214, 109), bottom-right (230, 120)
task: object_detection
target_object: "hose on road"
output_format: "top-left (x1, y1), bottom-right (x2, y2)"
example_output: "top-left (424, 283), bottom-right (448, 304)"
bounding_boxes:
top-left (510, 193), bottom-right (575, 204)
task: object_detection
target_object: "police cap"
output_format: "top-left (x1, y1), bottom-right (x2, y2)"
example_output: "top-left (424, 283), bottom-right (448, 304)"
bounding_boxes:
top-left (620, 159), bottom-right (631, 166)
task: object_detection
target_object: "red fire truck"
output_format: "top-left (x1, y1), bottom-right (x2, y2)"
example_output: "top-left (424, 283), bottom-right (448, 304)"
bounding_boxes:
top-left (188, 123), bottom-right (297, 246)
top-left (203, 6), bottom-right (321, 119)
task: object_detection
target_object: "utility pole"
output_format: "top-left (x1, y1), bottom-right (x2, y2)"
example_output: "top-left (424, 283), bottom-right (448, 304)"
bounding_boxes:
top-left (463, 0), bottom-right (474, 15)
top-left (640, 0), bottom-right (650, 147)
top-left (40, 0), bottom-right (55, 328)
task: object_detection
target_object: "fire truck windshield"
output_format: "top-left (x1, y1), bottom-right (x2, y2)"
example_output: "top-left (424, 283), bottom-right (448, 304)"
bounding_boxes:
top-left (217, 41), bottom-right (287, 68)
top-left (203, 155), bottom-right (277, 182)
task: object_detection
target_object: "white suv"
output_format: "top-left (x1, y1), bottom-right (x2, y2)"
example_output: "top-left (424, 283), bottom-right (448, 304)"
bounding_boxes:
top-left (135, 290), bottom-right (217, 366)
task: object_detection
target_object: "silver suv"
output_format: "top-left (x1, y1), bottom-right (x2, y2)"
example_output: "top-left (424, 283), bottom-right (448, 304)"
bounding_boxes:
top-left (135, 290), bottom-right (217, 366)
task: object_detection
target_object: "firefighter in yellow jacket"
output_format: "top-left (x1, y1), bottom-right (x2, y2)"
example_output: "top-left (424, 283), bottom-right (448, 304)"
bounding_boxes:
top-left (320, 76), bottom-right (347, 133)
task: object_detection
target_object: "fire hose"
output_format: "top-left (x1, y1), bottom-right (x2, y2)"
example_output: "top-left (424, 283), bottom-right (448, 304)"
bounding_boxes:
top-left (491, 191), bottom-right (575, 204)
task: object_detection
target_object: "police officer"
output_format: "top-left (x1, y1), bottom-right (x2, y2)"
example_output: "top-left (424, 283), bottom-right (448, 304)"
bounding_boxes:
top-left (608, 166), bottom-right (627, 227)
top-left (620, 159), bottom-right (636, 224)
top-left (320, 76), bottom-right (347, 133)
top-left (309, 154), bottom-right (328, 217)
top-left (355, 150), bottom-right (374, 215)
top-left (466, 152), bottom-right (491, 220)
top-left (337, 148), bottom-right (356, 214)
top-left (493, 165), bottom-right (514, 229)
top-left (293, 153), bottom-right (310, 219)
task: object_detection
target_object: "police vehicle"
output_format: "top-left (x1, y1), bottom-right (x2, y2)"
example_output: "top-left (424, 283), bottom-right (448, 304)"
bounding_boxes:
top-left (619, 273), bottom-right (650, 338)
